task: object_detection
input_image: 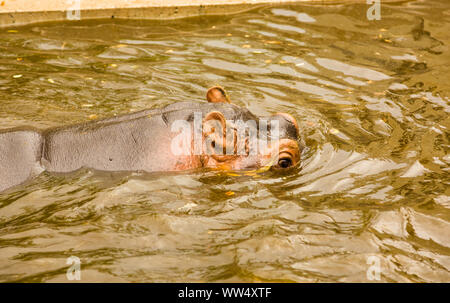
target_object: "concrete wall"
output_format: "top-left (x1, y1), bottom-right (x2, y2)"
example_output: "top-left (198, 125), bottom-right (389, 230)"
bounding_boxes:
top-left (0, 0), bottom-right (387, 27)
top-left (0, 0), bottom-right (350, 13)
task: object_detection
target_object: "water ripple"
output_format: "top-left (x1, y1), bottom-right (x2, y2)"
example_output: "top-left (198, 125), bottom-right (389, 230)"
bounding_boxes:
top-left (0, 0), bottom-right (449, 282)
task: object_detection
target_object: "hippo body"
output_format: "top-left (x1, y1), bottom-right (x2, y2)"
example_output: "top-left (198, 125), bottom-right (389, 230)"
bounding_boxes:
top-left (42, 102), bottom-right (257, 173)
top-left (0, 128), bottom-right (44, 192)
top-left (0, 87), bottom-right (301, 192)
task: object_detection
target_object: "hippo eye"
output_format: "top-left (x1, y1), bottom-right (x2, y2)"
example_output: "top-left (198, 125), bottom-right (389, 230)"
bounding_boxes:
top-left (278, 157), bottom-right (293, 169)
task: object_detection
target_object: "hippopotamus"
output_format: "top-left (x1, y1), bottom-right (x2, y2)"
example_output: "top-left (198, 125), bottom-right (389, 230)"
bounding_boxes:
top-left (0, 87), bottom-right (302, 192)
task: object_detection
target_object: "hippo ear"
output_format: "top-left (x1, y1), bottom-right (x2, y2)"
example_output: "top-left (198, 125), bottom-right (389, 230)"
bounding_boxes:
top-left (202, 111), bottom-right (228, 156)
top-left (203, 111), bottom-right (227, 127)
top-left (206, 86), bottom-right (231, 103)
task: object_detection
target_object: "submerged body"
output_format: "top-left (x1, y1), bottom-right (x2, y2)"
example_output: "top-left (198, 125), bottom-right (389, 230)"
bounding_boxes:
top-left (0, 87), bottom-right (302, 192)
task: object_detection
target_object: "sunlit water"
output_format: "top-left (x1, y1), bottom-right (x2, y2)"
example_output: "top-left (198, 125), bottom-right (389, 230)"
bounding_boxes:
top-left (0, 0), bottom-right (449, 282)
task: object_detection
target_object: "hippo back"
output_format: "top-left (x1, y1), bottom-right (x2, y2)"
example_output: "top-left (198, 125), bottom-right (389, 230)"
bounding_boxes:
top-left (0, 128), bottom-right (44, 192)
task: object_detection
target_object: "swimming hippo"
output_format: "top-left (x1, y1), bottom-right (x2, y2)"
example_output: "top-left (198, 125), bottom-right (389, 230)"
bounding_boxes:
top-left (0, 87), bottom-right (302, 192)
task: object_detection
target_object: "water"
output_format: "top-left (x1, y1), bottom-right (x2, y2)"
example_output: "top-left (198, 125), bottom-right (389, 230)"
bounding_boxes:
top-left (0, 0), bottom-right (449, 282)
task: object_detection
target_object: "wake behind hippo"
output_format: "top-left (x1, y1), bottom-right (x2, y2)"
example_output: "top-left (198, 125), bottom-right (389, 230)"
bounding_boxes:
top-left (0, 87), bottom-right (302, 192)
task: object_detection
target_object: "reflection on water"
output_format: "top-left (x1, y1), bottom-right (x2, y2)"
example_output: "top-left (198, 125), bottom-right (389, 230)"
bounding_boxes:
top-left (0, 0), bottom-right (449, 282)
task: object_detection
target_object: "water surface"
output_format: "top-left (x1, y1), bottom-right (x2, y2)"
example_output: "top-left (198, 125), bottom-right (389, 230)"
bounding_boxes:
top-left (0, 0), bottom-right (449, 282)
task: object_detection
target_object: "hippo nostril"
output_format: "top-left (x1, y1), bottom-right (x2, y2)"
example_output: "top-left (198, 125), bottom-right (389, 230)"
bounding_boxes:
top-left (278, 158), bottom-right (292, 168)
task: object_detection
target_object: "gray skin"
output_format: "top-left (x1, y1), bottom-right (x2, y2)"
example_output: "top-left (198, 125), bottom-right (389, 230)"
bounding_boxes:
top-left (0, 101), bottom-right (299, 192)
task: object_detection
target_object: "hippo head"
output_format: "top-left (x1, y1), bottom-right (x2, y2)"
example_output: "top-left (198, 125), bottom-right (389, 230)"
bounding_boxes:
top-left (197, 86), bottom-right (302, 172)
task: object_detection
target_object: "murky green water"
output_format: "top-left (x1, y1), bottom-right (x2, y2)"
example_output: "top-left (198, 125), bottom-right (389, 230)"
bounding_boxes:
top-left (0, 0), bottom-right (449, 282)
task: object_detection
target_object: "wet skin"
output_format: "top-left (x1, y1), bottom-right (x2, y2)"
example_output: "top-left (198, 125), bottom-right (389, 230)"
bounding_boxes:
top-left (0, 87), bottom-right (302, 192)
